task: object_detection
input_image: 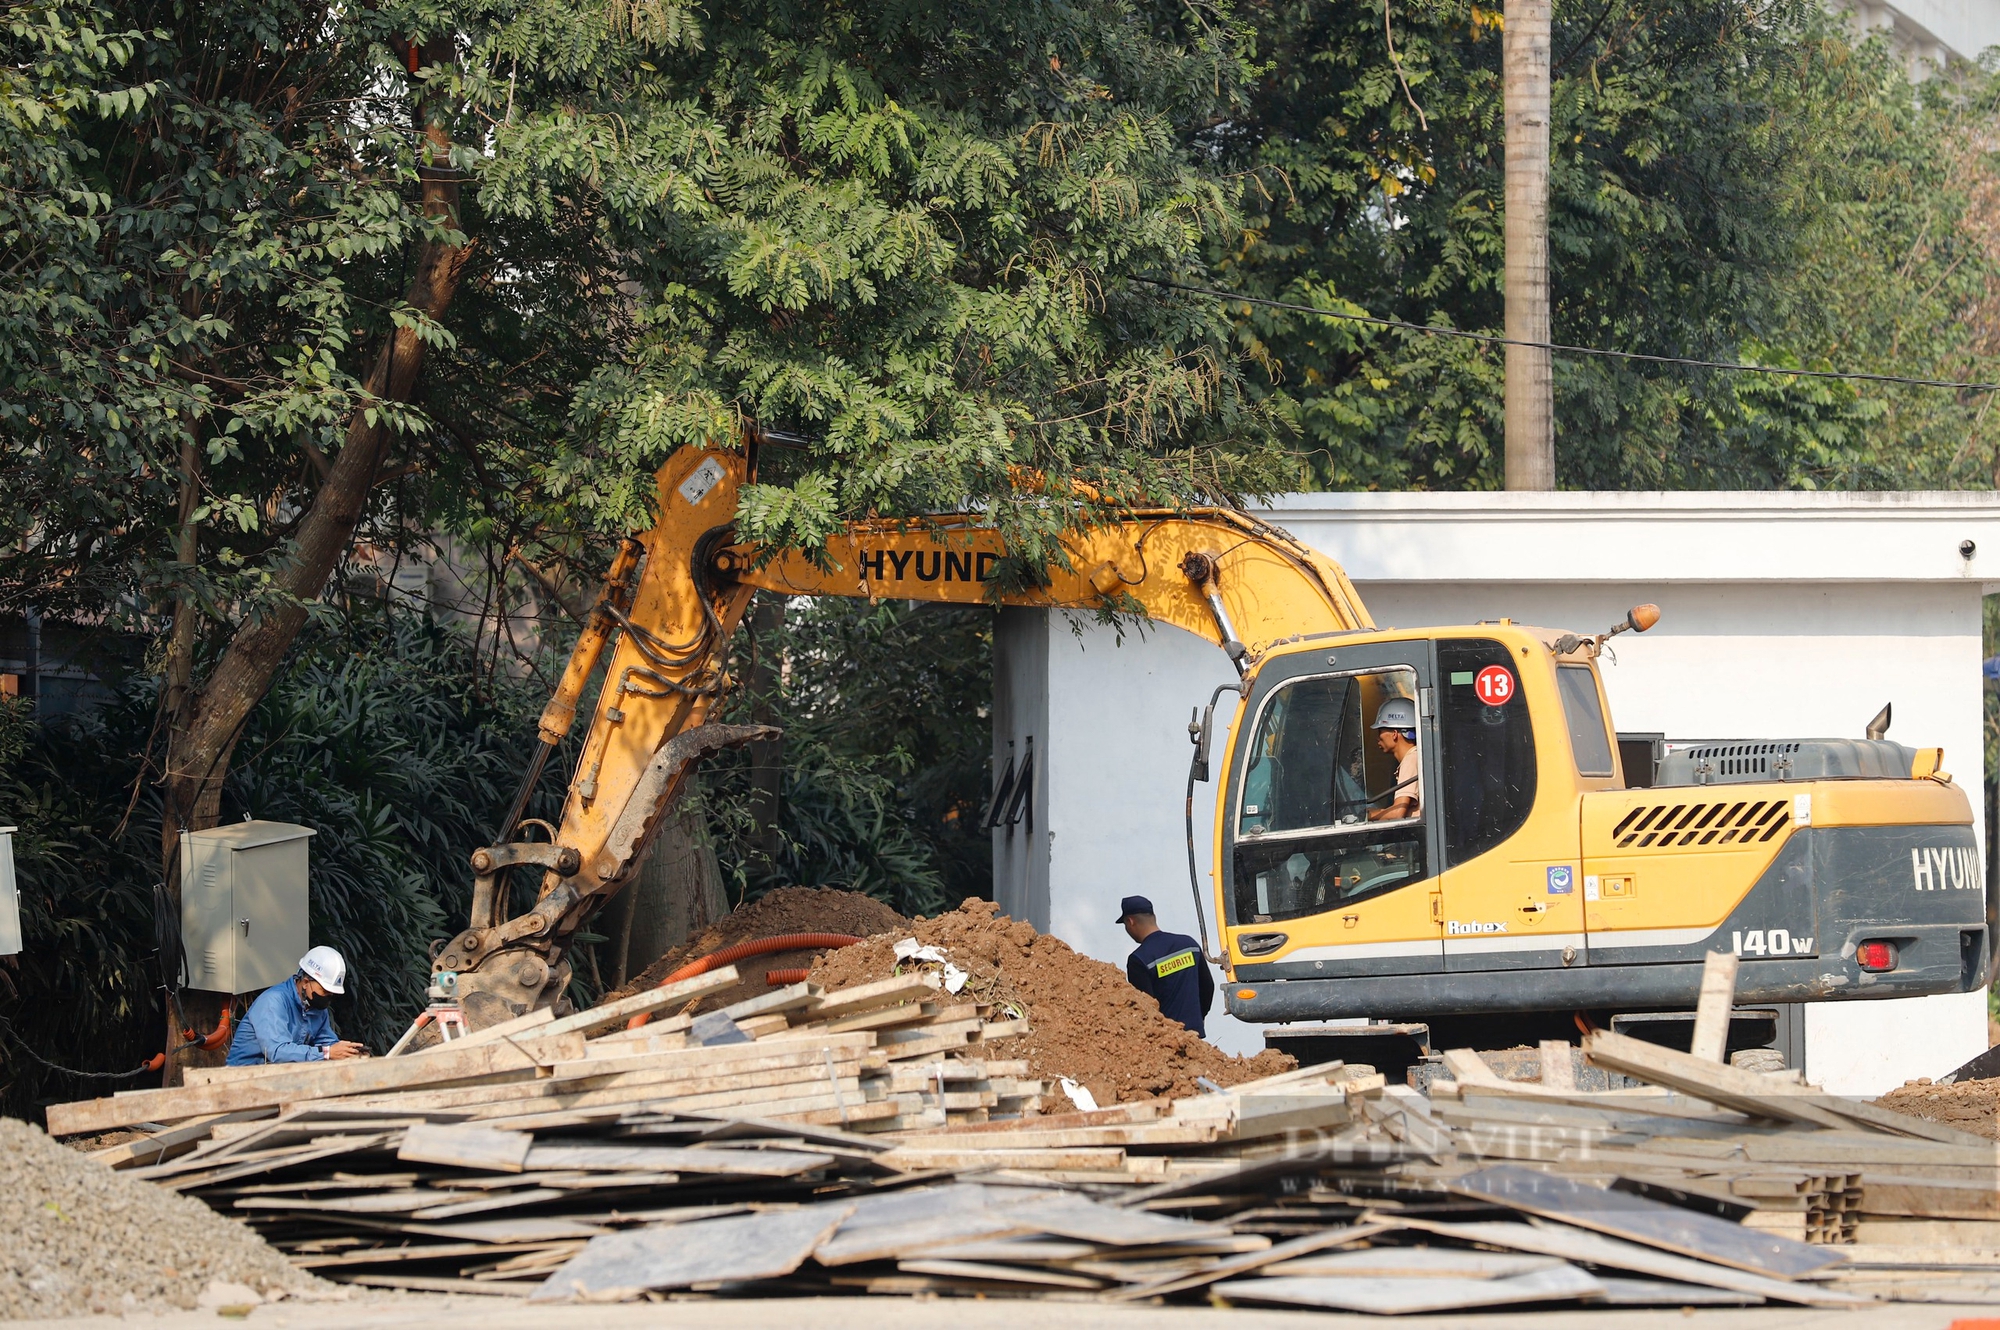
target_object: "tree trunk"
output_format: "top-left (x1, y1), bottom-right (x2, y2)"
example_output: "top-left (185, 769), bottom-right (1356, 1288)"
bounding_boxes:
top-left (1503, 0), bottom-right (1554, 490)
top-left (746, 597), bottom-right (785, 874)
top-left (602, 779), bottom-right (729, 987)
top-left (157, 117), bottom-right (474, 1082)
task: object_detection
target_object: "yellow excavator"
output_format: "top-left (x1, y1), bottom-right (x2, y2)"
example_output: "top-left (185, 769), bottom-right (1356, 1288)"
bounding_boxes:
top-left (431, 442), bottom-right (1991, 1050)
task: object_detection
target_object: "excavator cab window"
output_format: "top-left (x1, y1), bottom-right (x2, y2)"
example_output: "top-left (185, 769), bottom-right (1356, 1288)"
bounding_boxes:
top-left (1233, 667), bottom-right (1429, 922)
top-left (1556, 665), bottom-right (1615, 776)
top-left (1438, 638), bottom-right (1538, 865)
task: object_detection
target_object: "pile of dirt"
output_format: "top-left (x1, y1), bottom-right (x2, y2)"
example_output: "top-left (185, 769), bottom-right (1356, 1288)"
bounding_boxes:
top-left (1875, 1077), bottom-right (2000, 1140)
top-left (610, 886), bottom-right (911, 1013)
top-left (810, 898), bottom-right (1295, 1104)
top-left (2, 1115), bottom-right (314, 1318)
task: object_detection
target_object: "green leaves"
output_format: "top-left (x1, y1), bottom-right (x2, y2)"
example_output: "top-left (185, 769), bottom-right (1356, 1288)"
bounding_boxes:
top-left (1208, 0), bottom-right (2000, 491)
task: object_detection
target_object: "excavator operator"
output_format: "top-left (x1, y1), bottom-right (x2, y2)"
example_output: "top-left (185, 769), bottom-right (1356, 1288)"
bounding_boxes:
top-left (1366, 698), bottom-right (1421, 822)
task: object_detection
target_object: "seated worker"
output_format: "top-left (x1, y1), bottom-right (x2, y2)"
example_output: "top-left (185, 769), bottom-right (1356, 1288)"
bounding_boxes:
top-left (1117, 896), bottom-right (1215, 1038)
top-left (1366, 697), bottom-right (1422, 822)
top-left (226, 945), bottom-right (367, 1065)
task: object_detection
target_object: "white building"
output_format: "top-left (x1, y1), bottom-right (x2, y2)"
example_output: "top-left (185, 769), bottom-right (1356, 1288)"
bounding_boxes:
top-left (1836, 0), bottom-right (2000, 78)
top-left (992, 490), bottom-right (1999, 1096)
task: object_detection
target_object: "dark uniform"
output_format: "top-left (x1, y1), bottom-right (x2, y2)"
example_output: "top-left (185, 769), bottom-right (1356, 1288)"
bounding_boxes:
top-left (1126, 929), bottom-right (1215, 1037)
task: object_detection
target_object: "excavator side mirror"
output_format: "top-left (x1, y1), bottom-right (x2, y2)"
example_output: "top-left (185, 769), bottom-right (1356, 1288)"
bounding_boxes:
top-left (1189, 708), bottom-right (1211, 783)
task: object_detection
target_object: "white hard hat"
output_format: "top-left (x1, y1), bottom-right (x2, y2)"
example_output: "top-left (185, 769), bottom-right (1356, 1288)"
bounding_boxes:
top-left (1372, 697), bottom-right (1417, 731)
top-left (299, 945), bottom-right (346, 994)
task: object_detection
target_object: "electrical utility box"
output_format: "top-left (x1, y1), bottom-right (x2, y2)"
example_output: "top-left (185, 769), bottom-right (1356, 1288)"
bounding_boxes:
top-left (0, 827), bottom-right (20, 956)
top-left (180, 821), bottom-right (314, 994)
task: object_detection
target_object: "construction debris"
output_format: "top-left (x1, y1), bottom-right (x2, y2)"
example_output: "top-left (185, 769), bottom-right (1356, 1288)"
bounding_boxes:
top-left (41, 934), bottom-right (2000, 1312)
top-left (812, 898), bottom-right (1294, 1103)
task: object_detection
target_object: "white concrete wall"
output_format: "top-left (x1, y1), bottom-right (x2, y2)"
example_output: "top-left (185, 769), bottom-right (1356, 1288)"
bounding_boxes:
top-left (996, 491), bottom-right (2000, 1094)
top-left (1836, 0), bottom-right (2000, 75)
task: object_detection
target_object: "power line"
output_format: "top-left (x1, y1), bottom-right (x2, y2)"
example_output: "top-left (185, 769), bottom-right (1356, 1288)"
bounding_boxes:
top-left (1136, 277), bottom-right (2000, 395)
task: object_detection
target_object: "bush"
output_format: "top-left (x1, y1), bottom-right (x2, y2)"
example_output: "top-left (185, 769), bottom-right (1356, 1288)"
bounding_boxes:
top-left (0, 608), bottom-right (564, 1114)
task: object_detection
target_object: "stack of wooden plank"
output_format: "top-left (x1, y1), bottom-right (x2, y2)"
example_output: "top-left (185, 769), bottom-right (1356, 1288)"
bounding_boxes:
top-left (54, 965), bottom-right (1046, 1154)
top-left (48, 948), bottom-right (2000, 1312)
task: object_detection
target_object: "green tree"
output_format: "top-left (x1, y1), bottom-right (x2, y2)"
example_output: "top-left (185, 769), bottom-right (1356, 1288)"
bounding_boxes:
top-left (1, 0), bottom-right (1280, 1065)
top-left (1205, 0), bottom-right (2000, 490)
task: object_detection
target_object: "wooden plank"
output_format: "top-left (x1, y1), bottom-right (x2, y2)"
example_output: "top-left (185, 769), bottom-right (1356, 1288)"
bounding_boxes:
top-left (330, 1272), bottom-right (536, 1296)
top-left (1263, 1249), bottom-right (1562, 1279)
top-left (1443, 1166), bottom-right (1845, 1279)
top-left (814, 1185), bottom-right (1049, 1266)
top-left (531, 1203), bottom-right (855, 1301)
top-left (289, 1240), bottom-right (573, 1268)
top-left (780, 1100), bottom-right (903, 1129)
top-left (1689, 950), bottom-right (1740, 1063)
top-left (717, 981), bottom-right (822, 1023)
top-left (1740, 1135), bottom-right (1999, 1168)
top-left (804, 974), bottom-right (937, 1019)
top-left (1581, 1030), bottom-right (1853, 1130)
top-left (548, 1035), bottom-right (874, 1082)
top-left (888, 1123), bottom-right (1224, 1150)
top-left (410, 1189), bottom-right (577, 1220)
top-left (820, 1004), bottom-right (937, 1035)
top-left (397, 1122), bottom-right (533, 1173)
top-left (45, 1033), bottom-right (586, 1136)
top-left (897, 1259), bottom-right (1106, 1290)
top-left (139, 1133), bottom-right (391, 1190)
top-left (583, 1015), bottom-right (693, 1049)
top-left (1540, 1040), bottom-right (1577, 1091)
top-left (410, 1007), bottom-right (554, 1055)
top-left (1381, 1217), bottom-right (1870, 1306)
top-left (1102, 1223), bottom-right (1396, 1301)
top-left (873, 1146), bottom-right (1127, 1172)
top-left (1215, 1264), bottom-right (1606, 1314)
top-left (474, 1082), bottom-right (864, 1126)
top-left (88, 1110), bottom-right (271, 1168)
top-left (541, 967), bottom-right (742, 1038)
top-left (927, 1100), bottom-right (1166, 1135)
top-left (879, 1018), bottom-right (980, 1046)
top-left (1860, 1176), bottom-right (2000, 1220)
top-left (520, 1143), bottom-right (834, 1176)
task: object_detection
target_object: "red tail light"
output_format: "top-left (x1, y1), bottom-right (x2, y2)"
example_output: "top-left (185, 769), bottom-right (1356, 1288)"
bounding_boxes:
top-left (1856, 941), bottom-right (1897, 972)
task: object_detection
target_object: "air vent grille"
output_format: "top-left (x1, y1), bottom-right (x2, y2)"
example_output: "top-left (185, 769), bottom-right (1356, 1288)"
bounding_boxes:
top-left (1676, 742), bottom-right (1802, 778)
top-left (1609, 798), bottom-right (1792, 849)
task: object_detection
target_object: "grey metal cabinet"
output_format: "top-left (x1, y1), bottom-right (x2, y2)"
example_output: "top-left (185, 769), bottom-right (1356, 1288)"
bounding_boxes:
top-left (180, 821), bottom-right (315, 994)
top-left (0, 826), bottom-right (19, 956)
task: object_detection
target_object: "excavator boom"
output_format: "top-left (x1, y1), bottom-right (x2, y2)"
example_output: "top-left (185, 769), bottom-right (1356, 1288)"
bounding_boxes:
top-left (433, 445), bottom-right (1370, 1023)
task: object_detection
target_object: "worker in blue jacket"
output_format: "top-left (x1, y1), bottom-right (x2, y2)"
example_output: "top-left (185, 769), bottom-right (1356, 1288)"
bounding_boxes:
top-left (226, 946), bottom-right (368, 1064)
top-left (1119, 896), bottom-right (1215, 1038)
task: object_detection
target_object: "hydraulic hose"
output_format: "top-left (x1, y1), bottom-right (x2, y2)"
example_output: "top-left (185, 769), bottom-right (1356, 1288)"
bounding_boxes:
top-left (627, 931), bottom-right (862, 1028)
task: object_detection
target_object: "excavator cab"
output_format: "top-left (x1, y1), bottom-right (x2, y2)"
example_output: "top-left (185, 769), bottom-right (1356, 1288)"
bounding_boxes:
top-left (1215, 620), bottom-right (1991, 1028)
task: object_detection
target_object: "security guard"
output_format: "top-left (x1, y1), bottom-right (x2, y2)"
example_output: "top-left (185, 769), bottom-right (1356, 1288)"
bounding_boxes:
top-left (226, 946), bottom-right (367, 1065)
top-left (1118, 896), bottom-right (1215, 1037)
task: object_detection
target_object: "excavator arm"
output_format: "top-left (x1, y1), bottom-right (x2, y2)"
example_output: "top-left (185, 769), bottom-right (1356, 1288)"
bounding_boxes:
top-left (434, 443), bottom-right (1372, 1023)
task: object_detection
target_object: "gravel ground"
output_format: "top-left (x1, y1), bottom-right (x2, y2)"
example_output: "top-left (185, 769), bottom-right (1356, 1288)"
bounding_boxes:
top-left (0, 1115), bottom-right (315, 1320)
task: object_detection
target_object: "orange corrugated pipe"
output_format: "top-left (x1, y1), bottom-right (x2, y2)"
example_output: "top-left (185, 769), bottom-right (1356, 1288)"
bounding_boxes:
top-left (626, 932), bottom-right (861, 1029)
top-left (763, 967), bottom-right (811, 986)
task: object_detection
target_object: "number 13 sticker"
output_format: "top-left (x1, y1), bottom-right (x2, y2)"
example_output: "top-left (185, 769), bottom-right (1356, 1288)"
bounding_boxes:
top-left (1474, 665), bottom-right (1516, 705)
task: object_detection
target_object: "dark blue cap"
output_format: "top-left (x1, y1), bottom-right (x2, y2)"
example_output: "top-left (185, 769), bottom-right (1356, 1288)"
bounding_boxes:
top-left (1116, 895), bottom-right (1154, 923)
